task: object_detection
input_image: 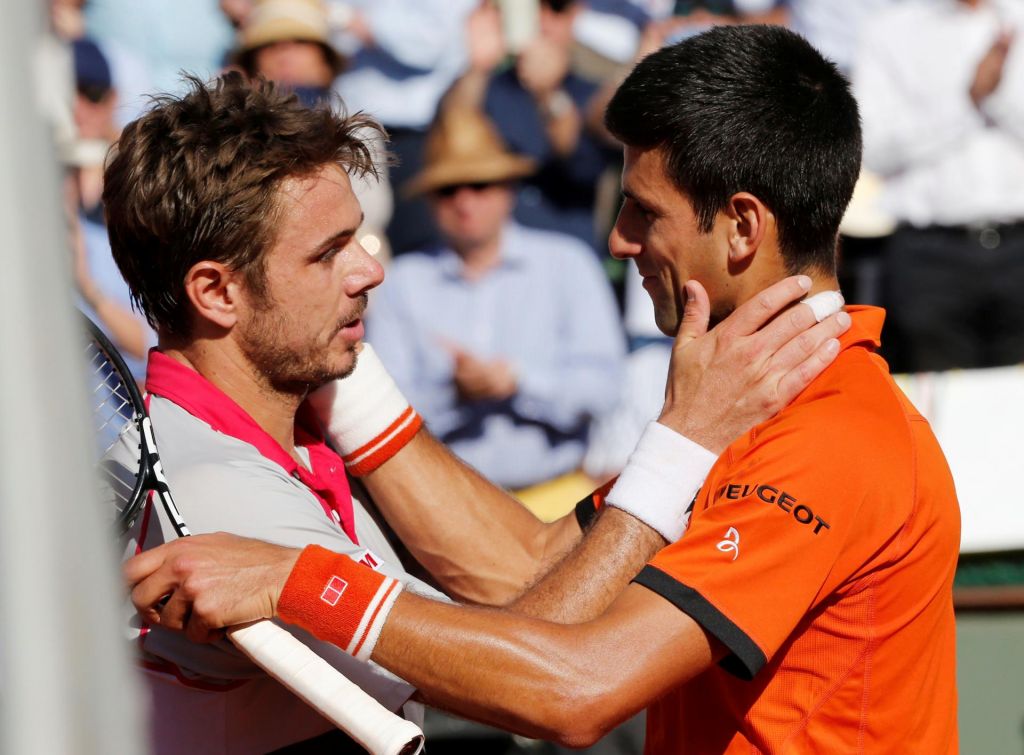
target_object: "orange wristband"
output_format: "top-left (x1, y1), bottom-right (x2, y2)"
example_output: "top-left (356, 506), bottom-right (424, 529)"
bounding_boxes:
top-left (278, 545), bottom-right (403, 661)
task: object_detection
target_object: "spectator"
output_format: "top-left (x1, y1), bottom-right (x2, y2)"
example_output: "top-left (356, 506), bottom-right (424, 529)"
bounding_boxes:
top-left (367, 107), bottom-right (624, 512)
top-left (444, 0), bottom-right (618, 255)
top-left (66, 38), bottom-right (154, 380)
top-left (232, 0), bottom-right (345, 106)
top-left (332, 0), bottom-right (478, 255)
top-left (583, 261), bottom-right (672, 482)
top-left (231, 0), bottom-right (393, 254)
top-left (84, 0), bottom-right (235, 99)
top-left (854, 0), bottom-right (1024, 371)
top-left (780, 0), bottom-right (898, 74)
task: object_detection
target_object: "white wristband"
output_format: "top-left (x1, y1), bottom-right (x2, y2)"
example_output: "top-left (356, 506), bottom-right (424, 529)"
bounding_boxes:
top-left (307, 344), bottom-right (422, 476)
top-left (606, 421), bottom-right (717, 542)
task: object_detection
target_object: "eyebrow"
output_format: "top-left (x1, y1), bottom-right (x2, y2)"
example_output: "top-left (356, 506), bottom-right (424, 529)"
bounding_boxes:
top-left (622, 187), bottom-right (656, 214)
top-left (311, 212), bottom-right (365, 253)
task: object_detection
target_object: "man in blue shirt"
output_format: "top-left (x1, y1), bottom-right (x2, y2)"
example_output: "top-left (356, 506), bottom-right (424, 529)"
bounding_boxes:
top-left (368, 107), bottom-right (625, 501)
top-left (444, 0), bottom-right (618, 254)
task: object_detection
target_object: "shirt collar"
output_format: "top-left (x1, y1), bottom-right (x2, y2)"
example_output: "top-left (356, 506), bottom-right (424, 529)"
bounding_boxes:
top-left (144, 350), bottom-right (356, 541)
top-left (838, 305), bottom-right (884, 353)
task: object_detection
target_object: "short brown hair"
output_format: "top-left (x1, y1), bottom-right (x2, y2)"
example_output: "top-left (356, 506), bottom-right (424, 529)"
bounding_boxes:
top-left (103, 72), bottom-right (384, 337)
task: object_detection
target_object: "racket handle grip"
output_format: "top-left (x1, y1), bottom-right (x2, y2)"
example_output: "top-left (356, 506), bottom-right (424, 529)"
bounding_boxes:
top-left (227, 620), bottom-right (424, 755)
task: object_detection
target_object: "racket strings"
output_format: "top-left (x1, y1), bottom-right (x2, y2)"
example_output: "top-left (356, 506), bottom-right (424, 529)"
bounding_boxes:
top-left (85, 339), bottom-right (144, 523)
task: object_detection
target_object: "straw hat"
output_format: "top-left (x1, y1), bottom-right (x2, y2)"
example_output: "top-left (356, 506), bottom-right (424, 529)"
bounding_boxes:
top-left (233, 0), bottom-right (344, 77)
top-left (404, 108), bottom-right (537, 197)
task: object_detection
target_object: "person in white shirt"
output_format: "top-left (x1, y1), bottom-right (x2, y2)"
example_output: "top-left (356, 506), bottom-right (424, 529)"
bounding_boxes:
top-left (854, 0), bottom-right (1024, 371)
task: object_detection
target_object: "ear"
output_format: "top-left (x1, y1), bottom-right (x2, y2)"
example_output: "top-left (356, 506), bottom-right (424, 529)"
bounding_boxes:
top-left (723, 192), bottom-right (772, 265)
top-left (182, 260), bottom-right (243, 331)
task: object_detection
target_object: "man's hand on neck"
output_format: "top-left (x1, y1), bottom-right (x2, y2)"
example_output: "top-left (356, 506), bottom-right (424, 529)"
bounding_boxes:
top-left (658, 275), bottom-right (849, 454)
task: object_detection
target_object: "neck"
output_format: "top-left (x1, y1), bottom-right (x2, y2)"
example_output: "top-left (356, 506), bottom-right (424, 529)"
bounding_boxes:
top-left (805, 272), bottom-right (841, 297)
top-left (160, 337), bottom-right (304, 461)
top-left (454, 231), bottom-right (503, 281)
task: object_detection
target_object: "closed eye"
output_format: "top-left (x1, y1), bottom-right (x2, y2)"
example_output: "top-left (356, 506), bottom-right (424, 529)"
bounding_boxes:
top-left (317, 243), bottom-right (344, 263)
top-left (624, 195), bottom-right (656, 223)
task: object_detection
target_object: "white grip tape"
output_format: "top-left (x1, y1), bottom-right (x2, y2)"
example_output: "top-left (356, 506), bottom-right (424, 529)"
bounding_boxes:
top-left (308, 344), bottom-right (411, 457)
top-left (606, 421), bottom-right (717, 542)
top-left (801, 290), bottom-right (844, 323)
top-left (228, 620), bottom-right (424, 755)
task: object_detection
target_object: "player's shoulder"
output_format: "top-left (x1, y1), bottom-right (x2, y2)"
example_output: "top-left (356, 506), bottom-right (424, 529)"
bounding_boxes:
top-left (146, 396), bottom-right (317, 515)
top-left (744, 346), bottom-right (920, 485)
top-left (802, 345), bottom-right (911, 431)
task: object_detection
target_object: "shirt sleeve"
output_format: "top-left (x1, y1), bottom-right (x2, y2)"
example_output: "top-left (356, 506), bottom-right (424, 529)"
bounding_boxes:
top-left (853, 11), bottom-right (986, 176)
top-left (633, 412), bottom-right (906, 679)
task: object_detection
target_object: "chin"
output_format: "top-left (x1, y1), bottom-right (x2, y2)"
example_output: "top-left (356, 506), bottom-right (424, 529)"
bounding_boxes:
top-left (335, 354), bottom-right (358, 381)
top-left (653, 308), bottom-right (681, 337)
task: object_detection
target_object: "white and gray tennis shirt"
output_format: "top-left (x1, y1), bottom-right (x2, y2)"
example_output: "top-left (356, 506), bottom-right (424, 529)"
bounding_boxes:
top-left (116, 356), bottom-right (447, 755)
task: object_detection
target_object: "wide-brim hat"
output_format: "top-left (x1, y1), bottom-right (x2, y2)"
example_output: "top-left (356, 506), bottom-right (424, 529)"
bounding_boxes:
top-left (403, 107), bottom-right (537, 197)
top-left (232, 0), bottom-right (344, 77)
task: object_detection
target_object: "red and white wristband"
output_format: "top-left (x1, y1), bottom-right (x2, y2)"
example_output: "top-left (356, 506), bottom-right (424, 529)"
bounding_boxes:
top-left (278, 545), bottom-right (403, 661)
top-left (308, 344), bottom-right (422, 476)
top-left (605, 421), bottom-right (717, 542)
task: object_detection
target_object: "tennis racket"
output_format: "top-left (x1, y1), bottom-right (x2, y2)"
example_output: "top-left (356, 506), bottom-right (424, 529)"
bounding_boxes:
top-left (84, 316), bottom-right (424, 755)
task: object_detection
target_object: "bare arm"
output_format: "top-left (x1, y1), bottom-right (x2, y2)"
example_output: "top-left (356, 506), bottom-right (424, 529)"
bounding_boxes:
top-left (439, 2), bottom-right (505, 114)
top-left (377, 583), bottom-right (722, 747)
top-left (507, 506), bottom-right (664, 621)
top-left (360, 430), bottom-right (583, 606)
top-left (128, 538), bottom-right (719, 749)
top-left (514, 36), bottom-right (582, 157)
top-left (67, 185), bottom-right (148, 360)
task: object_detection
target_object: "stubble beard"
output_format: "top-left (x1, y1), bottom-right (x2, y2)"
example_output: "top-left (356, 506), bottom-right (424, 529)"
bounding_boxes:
top-left (239, 295), bottom-right (366, 395)
top-left (657, 291), bottom-right (733, 336)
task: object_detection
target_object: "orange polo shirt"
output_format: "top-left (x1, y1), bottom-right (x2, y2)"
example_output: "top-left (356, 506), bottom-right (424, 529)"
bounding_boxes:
top-left (634, 307), bottom-right (959, 753)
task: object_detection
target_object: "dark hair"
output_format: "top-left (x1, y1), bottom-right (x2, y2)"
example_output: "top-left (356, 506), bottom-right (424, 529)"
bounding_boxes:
top-left (103, 72), bottom-right (384, 337)
top-left (605, 25), bottom-right (862, 274)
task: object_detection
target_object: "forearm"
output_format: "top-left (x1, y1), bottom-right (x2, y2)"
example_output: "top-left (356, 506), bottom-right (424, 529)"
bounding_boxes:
top-left (373, 586), bottom-right (713, 747)
top-left (89, 297), bottom-right (149, 360)
top-left (363, 429), bottom-right (582, 605)
top-left (509, 507), bottom-right (664, 622)
top-left (440, 68), bottom-right (491, 113)
top-left (380, 595), bottom-right (606, 744)
top-left (537, 91), bottom-right (581, 157)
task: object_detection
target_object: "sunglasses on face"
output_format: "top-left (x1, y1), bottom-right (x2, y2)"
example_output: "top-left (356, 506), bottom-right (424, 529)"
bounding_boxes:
top-left (433, 181), bottom-right (503, 198)
top-left (77, 83), bottom-right (112, 104)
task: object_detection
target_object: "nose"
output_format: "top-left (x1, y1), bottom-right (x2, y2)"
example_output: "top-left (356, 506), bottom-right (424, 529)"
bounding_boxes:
top-left (344, 241), bottom-right (385, 297)
top-left (451, 185), bottom-right (478, 213)
top-left (608, 208), bottom-right (641, 261)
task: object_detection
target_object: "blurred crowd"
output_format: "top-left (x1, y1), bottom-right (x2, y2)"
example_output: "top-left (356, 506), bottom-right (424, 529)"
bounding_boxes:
top-left (44, 1), bottom-right (1023, 748)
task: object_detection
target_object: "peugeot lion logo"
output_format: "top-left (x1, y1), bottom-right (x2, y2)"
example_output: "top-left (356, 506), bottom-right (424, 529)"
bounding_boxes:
top-left (716, 527), bottom-right (740, 561)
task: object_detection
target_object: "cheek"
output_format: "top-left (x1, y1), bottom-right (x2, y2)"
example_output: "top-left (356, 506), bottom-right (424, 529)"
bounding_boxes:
top-left (433, 202), bottom-right (457, 228)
